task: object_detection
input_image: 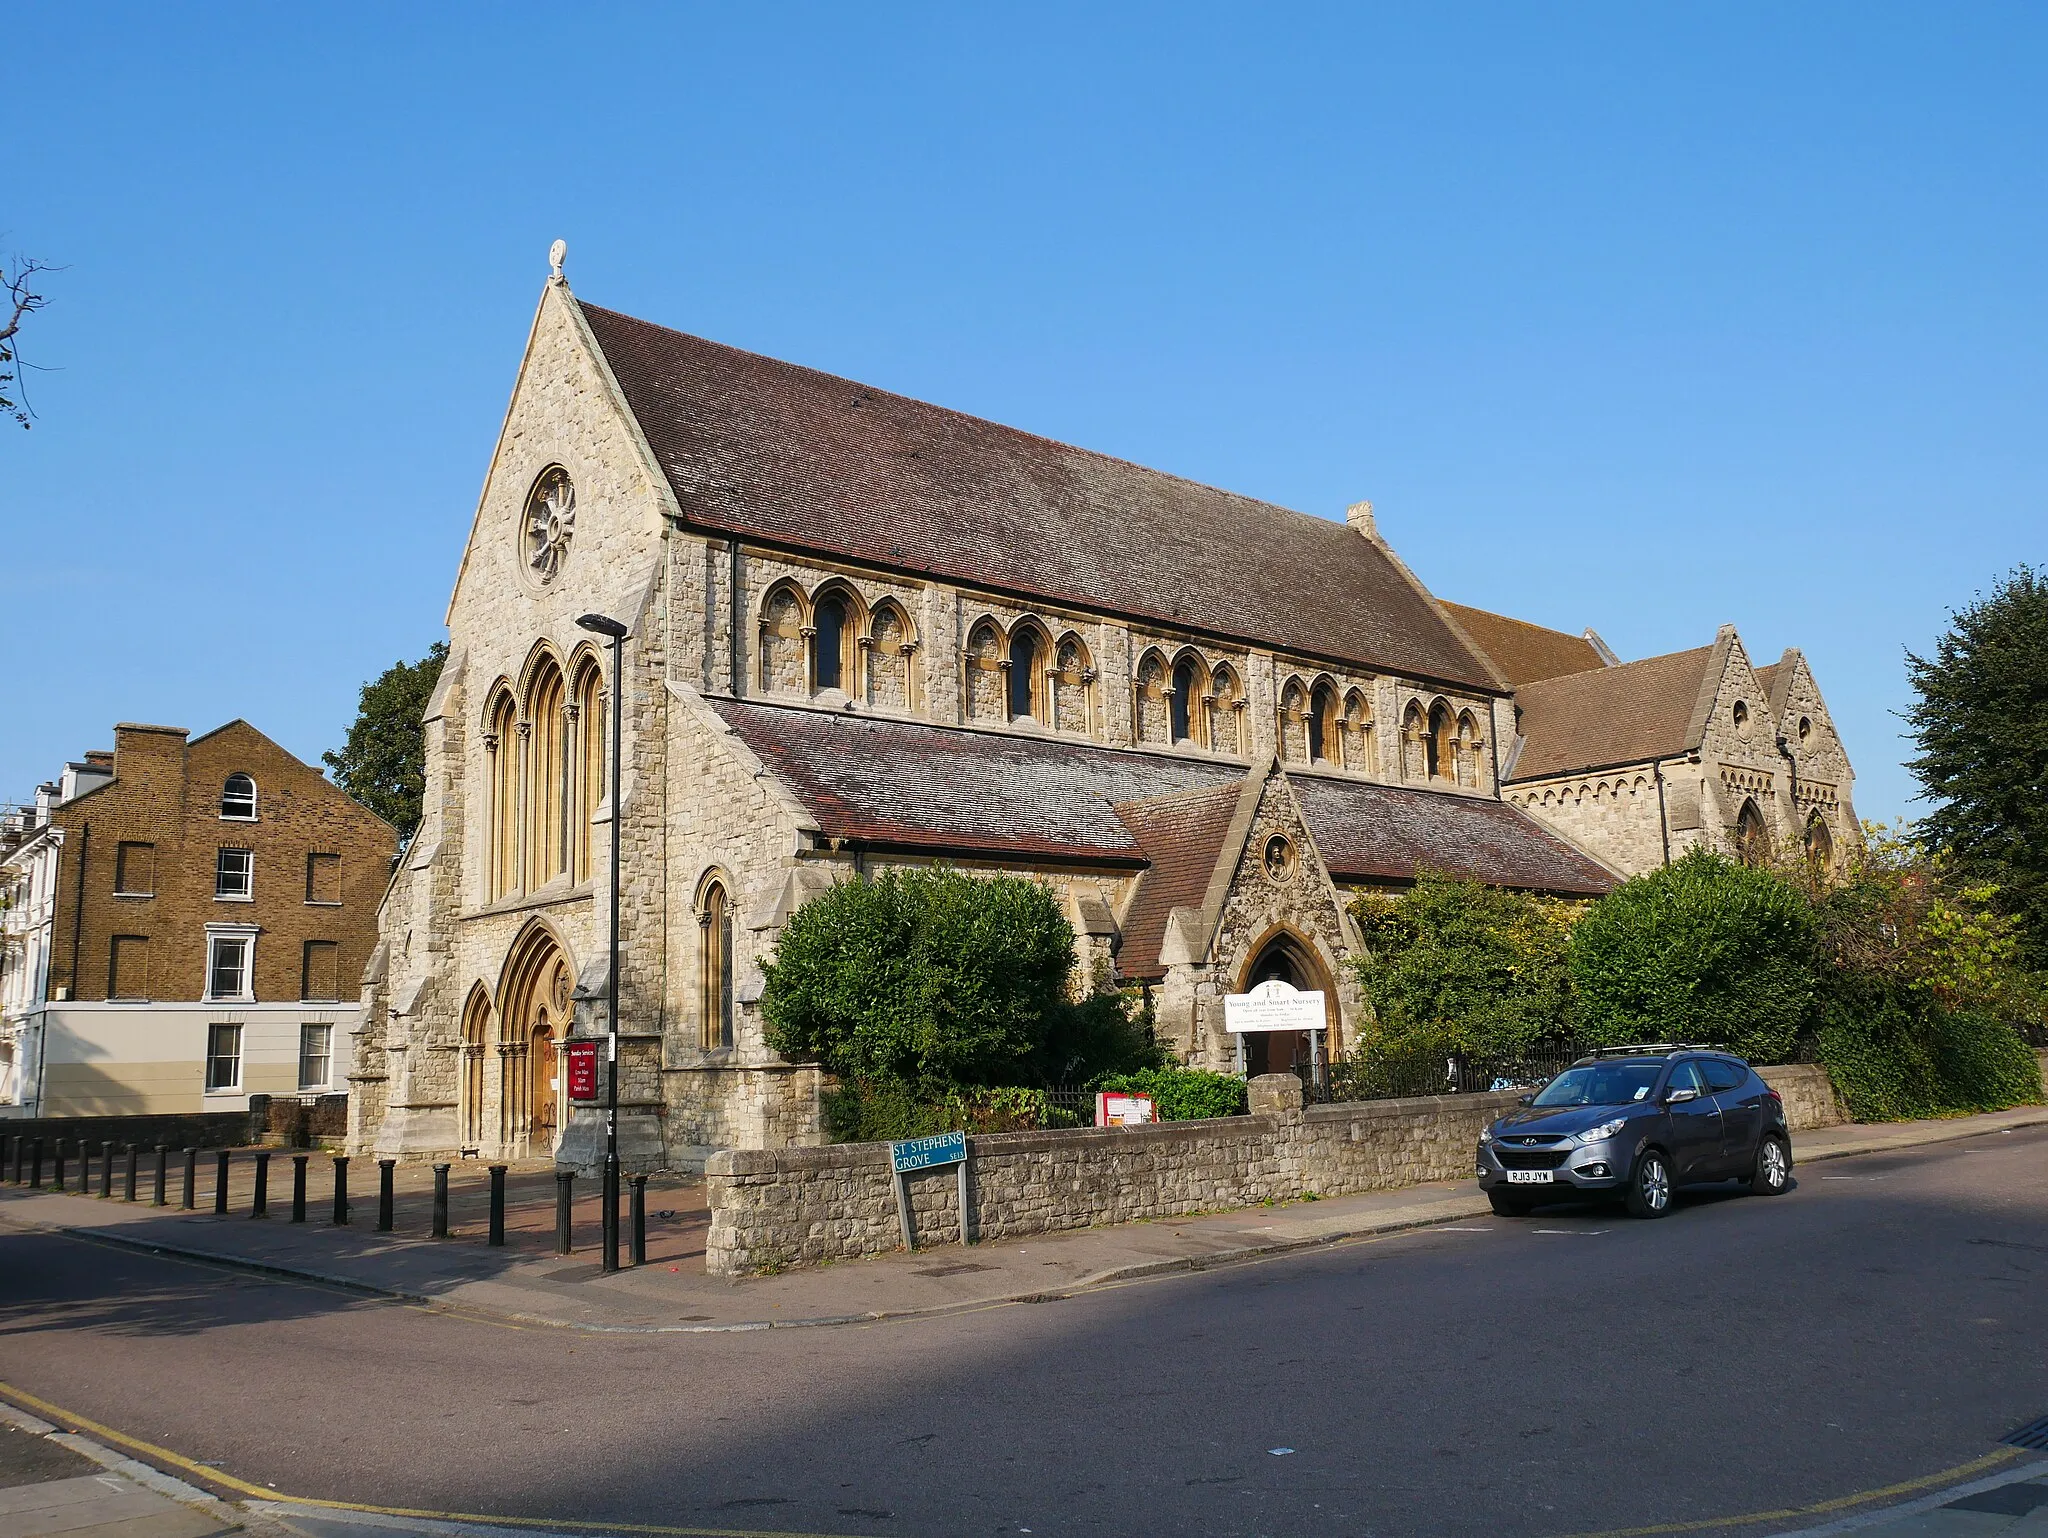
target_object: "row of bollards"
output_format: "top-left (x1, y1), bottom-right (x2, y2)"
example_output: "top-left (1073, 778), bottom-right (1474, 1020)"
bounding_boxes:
top-left (5, 1133), bottom-right (655, 1262)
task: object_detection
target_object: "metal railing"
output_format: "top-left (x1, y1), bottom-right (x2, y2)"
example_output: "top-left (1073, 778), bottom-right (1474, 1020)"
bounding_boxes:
top-left (1295, 1044), bottom-right (1587, 1106)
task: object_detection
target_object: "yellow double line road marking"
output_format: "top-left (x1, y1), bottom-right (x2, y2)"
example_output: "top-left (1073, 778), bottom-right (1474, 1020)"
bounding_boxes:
top-left (0, 1381), bottom-right (869, 1538)
top-left (1, 1378), bottom-right (2026, 1538)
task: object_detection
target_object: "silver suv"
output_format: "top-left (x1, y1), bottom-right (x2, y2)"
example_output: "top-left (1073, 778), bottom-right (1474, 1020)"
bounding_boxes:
top-left (1475, 1046), bottom-right (1793, 1219)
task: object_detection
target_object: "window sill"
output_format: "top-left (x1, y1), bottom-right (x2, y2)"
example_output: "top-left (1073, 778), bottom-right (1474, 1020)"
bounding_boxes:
top-left (113, 891), bottom-right (154, 901)
top-left (214, 894), bottom-right (255, 904)
top-left (219, 815), bottom-right (258, 824)
top-left (304, 900), bottom-right (342, 908)
top-left (202, 1087), bottom-right (244, 1098)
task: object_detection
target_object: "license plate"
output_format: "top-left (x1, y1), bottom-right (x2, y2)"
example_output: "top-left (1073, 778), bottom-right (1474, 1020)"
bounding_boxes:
top-left (1506, 1170), bottom-right (1554, 1185)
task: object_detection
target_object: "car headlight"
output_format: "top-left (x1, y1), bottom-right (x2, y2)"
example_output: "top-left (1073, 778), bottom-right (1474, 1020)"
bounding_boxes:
top-left (1577, 1117), bottom-right (1629, 1145)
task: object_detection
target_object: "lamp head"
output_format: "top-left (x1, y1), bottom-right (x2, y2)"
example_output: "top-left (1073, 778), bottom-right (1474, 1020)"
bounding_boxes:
top-left (577, 613), bottom-right (629, 640)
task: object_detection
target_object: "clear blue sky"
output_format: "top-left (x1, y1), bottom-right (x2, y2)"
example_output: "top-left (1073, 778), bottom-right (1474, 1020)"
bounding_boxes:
top-left (8, 4), bottom-right (2044, 824)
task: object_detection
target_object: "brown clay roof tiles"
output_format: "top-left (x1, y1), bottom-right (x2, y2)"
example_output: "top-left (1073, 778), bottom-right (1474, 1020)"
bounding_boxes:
top-left (1440, 602), bottom-right (1607, 687)
top-left (1291, 773), bottom-right (1615, 894)
top-left (1111, 785), bottom-right (1247, 979)
top-left (1506, 646), bottom-right (1715, 783)
top-left (710, 702), bottom-right (1616, 923)
top-left (582, 302), bottom-right (1500, 689)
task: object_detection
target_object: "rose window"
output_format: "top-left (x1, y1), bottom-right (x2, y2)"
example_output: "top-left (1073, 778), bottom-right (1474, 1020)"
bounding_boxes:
top-left (525, 468), bottom-right (576, 583)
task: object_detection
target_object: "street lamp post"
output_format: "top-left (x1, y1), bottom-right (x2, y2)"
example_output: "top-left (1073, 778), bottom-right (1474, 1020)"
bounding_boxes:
top-left (577, 611), bottom-right (629, 1273)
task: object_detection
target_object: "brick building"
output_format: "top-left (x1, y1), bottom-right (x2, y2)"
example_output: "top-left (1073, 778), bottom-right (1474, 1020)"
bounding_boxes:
top-left (0, 721), bottom-right (396, 1119)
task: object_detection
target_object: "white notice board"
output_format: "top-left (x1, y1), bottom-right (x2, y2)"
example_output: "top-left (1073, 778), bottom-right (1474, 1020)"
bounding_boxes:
top-left (1224, 978), bottom-right (1326, 1033)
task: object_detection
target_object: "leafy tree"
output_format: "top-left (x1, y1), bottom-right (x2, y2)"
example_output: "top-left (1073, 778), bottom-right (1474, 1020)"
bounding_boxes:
top-left (1568, 848), bottom-right (1816, 1064)
top-left (760, 868), bottom-right (1151, 1097)
top-left (324, 642), bottom-right (448, 844)
top-left (1906, 566), bottom-right (2048, 968)
top-left (1347, 872), bottom-right (1577, 1061)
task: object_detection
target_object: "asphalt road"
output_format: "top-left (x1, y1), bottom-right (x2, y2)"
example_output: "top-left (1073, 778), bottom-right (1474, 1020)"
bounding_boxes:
top-left (4, 1127), bottom-right (2047, 1538)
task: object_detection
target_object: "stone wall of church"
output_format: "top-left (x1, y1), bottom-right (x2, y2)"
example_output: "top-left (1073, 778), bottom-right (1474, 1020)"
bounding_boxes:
top-left (1503, 767), bottom-right (1673, 877)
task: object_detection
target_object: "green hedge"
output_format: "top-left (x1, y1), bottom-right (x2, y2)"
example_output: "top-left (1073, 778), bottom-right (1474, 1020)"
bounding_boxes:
top-left (1817, 983), bottom-right (2042, 1121)
top-left (822, 1082), bottom-right (1090, 1144)
top-left (1093, 1067), bottom-right (1248, 1121)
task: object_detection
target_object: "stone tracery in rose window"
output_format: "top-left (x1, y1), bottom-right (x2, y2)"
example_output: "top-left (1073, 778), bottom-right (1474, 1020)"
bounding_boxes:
top-left (525, 467), bottom-right (576, 582)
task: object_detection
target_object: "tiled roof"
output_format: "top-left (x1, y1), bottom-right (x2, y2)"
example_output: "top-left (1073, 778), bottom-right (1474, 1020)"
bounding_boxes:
top-left (1440, 602), bottom-right (1607, 687)
top-left (1291, 774), bottom-right (1615, 895)
top-left (1506, 646), bottom-right (1715, 783)
top-left (710, 701), bottom-right (1616, 910)
top-left (582, 302), bottom-right (1499, 689)
top-left (710, 700), bottom-right (1243, 863)
top-left (1112, 785), bottom-right (1246, 979)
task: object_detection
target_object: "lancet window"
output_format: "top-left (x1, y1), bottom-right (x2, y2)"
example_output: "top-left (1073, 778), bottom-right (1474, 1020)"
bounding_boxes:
top-left (965, 621), bottom-right (1006, 722)
top-left (1135, 651), bottom-right (1171, 746)
top-left (1051, 635), bottom-right (1092, 735)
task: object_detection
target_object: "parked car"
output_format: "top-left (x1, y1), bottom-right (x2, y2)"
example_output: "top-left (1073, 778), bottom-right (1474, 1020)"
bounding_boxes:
top-left (1475, 1046), bottom-right (1792, 1219)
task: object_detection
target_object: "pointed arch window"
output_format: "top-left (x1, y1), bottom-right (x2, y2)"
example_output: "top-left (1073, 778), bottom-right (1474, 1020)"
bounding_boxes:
top-left (1136, 652), bottom-right (1171, 745)
top-left (1008, 627), bottom-right (1044, 721)
top-left (524, 657), bottom-right (567, 889)
top-left (1211, 666), bottom-right (1244, 755)
top-left (1342, 690), bottom-right (1375, 774)
top-left (758, 584), bottom-right (807, 696)
top-left (487, 691), bottom-right (520, 901)
top-left (1427, 700), bottom-right (1454, 782)
top-left (699, 880), bottom-right (734, 1051)
top-left (1736, 799), bottom-right (1769, 866)
top-left (812, 592), bottom-right (847, 692)
top-left (965, 621), bottom-right (1006, 722)
top-left (1309, 682), bottom-right (1340, 764)
top-left (1278, 679), bottom-right (1309, 763)
top-left (1170, 657), bottom-right (1200, 744)
top-left (571, 661), bottom-right (605, 884)
top-left (867, 603), bottom-right (915, 710)
top-left (1052, 635), bottom-right (1092, 735)
top-left (1804, 812), bottom-right (1833, 874)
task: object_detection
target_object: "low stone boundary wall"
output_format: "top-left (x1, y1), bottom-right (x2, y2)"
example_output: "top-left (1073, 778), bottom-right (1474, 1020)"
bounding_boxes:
top-left (706, 1076), bottom-right (1519, 1276)
top-left (1758, 1064), bottom-right (1846, 1132)
top-left (0, 1108), bottom-right (266, 1151)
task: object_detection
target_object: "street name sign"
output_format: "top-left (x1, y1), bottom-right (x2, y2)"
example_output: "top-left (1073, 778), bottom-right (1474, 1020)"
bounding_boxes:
top-left (890, 1130), bottom-right (967, 1173)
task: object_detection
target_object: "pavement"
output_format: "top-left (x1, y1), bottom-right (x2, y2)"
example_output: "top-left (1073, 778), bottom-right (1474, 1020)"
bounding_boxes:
top-left (1, 1102), bottom-right (2044, 1334)
top-left (0, 1403), bottom-right (240, 1538)
top-left (8, 1110), bottom-right (2048, 1538)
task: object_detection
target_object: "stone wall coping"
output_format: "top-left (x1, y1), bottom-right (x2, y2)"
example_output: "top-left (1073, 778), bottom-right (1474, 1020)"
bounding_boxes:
top-left (1302, 1089), bottom-right (1522, 1124)
top-left (705, 1113), bottom-right (1278, 1177)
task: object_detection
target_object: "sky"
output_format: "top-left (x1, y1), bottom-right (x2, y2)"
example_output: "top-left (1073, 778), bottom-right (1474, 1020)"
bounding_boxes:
top-left (6, 4), bottom-right (2044, 824)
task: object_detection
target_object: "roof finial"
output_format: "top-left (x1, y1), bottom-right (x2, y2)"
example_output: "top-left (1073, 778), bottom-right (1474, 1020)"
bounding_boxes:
top-left (1345, 499), bottom-right (1376, 538)
top-left (548, 239), bottom-right (567, 281)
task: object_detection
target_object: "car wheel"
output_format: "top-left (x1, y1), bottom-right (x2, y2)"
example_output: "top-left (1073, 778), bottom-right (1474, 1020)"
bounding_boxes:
top-left (1487, 1190), bottom-right (1532, 1217)
top-left (1750, 1134), bottom-right (1791, 1196)
top-left (1625, 1150), bottom-right (1673, 1220)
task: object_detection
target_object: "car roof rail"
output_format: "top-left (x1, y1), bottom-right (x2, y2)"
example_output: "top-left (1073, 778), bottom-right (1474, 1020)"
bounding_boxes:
top-left (1579, 1042), bottom-right (1724, 1060)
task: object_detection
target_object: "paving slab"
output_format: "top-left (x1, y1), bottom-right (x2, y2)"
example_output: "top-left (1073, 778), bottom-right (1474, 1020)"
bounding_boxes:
top-left (3, 1101), bottom-right (2042, 1333)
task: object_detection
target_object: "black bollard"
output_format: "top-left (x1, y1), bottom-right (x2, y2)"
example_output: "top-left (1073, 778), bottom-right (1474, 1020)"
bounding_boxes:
top-left (431, 1163), bottom-right (450, 1239)
top-left (630, 1174), bottom-right (647, 1267)
top-left (332, 1156), bottom-right (349, 1225)
top-left (487, 1164), bottom-right (507, 1246)
top-left (214, 1150), bottom-right (230, 1214)
top-left (554, 1170), bottom-right (573, 1255)
top-left (100, 1141), bottom-right (114, 1199)
top-left (28, 1139), bottom-right (41, 1189)
top-left (123, 1144), bottom-right (137, 1202)
top-left (52, 1139), bottom-right (66, 1192)
top-left (290, 1154), bottom-right (308, 1223)
top-left (152, 1146), bottom-right (168, 1207)
top-left (376, 1159), bottom-right (395, 1232)
top-left (182, 1149), bottom-right (197, 1210)
top-left (251, 1151), bottom-right (269, 1217)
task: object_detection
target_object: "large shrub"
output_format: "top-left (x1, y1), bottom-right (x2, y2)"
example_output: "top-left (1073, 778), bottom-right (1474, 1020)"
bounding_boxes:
top-left (760, 867), bottom-right (1154, 1098)
top-left (1348, 872), bottom-right (1577, 1063)
top-left (1569, 848), bottom-right (1817, 1063)
top-left (1093, 1067), bottom-right (1248, 1121)
top-left (1806, 825), bottom-right (2044, 1119)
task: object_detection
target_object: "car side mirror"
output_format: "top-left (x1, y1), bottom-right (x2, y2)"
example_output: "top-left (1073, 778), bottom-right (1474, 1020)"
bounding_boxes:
top-left (1517, 1094), bottom-right (1533, 1106)
top-left (1665, 1086), bottom-right (1700, 1105)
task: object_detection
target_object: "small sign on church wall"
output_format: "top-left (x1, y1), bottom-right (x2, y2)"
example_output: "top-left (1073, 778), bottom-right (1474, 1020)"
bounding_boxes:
top-left (1224, 978), bottom-right (1326, 1033)
top-left (565, 1040), bottom-right (599, 1102)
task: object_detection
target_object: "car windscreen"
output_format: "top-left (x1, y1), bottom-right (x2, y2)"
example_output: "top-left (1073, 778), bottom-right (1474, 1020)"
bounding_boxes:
top-left (1530, 1062), bottom-right (1664, 1108)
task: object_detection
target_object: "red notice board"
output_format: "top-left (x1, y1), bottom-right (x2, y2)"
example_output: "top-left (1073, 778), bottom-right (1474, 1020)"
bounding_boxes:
top-left (566, 1040), bottom-right (599, 1102)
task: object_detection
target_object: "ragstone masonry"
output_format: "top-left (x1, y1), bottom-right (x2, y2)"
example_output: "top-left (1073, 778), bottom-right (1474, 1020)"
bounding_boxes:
top-left (705, 1065), bottom-right (1849, 1275)
top-left (351, 257), bottom-right (1860, 1175)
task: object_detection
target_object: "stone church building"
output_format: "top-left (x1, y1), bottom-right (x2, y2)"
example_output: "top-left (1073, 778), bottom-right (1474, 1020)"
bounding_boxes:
top-left (349, 257), bottom-right (1857, 1171)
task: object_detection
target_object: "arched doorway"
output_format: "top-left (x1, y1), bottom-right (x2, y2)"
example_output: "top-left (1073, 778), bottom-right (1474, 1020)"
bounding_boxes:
top-left (498, 923), bottom-right (573, 1156)
top-left (1238, 930), bottom-right (1339, 1079)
